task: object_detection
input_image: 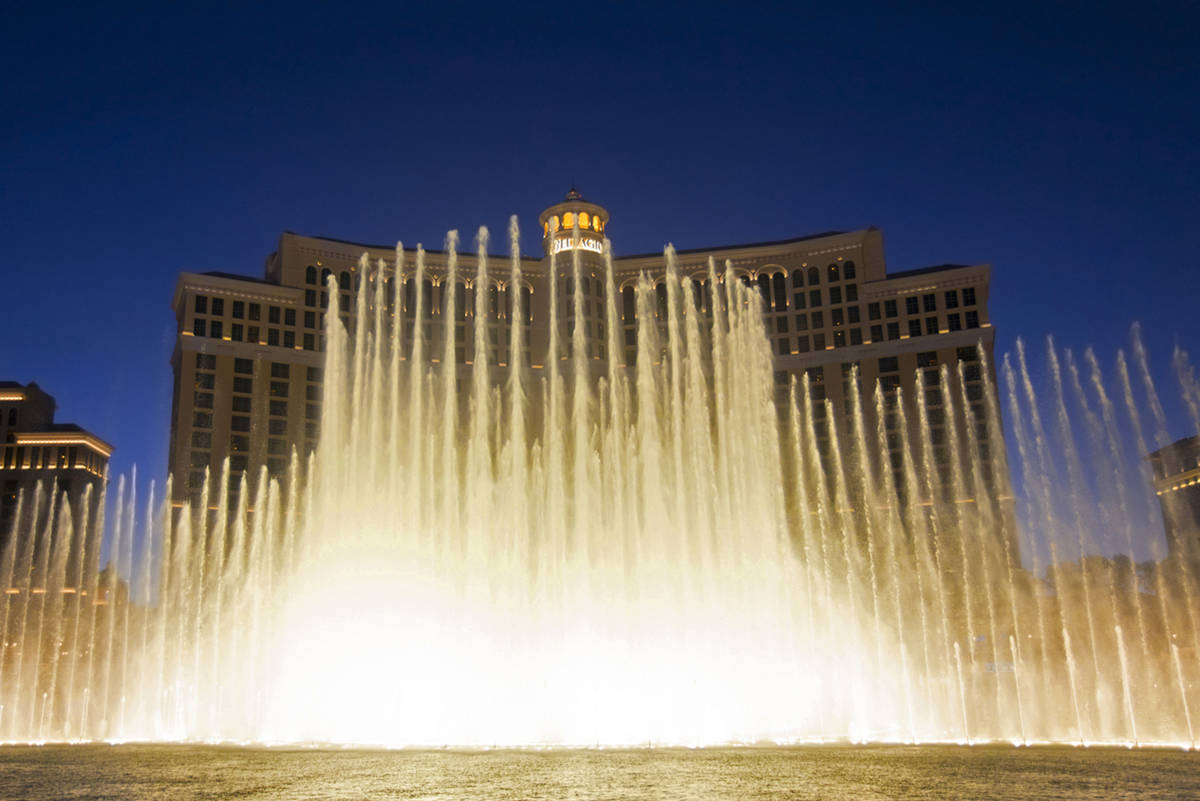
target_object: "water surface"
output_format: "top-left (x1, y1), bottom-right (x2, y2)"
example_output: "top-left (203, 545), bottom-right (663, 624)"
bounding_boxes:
top-left (0, 744), bottom-right (1195, 800)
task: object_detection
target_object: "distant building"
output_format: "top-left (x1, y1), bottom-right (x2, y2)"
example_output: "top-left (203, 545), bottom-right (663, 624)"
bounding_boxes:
top-left (168, 192), bottom-right (1003, 526)
top-left (0, 381), bottom-right (111, 582)
top-left (1149, 435), bottom-right (1200, 561)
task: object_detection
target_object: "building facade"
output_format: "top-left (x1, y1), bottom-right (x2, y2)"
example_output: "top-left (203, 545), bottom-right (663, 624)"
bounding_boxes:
top-left (0, 381), bottom-right (111, 570)
top-left (1149, 435), bottom-right (1200, 562)
top-left (168, 192), bottom-right (998, 513)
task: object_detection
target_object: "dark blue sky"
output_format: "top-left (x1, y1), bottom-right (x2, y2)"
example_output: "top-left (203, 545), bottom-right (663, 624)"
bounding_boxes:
top-left (3, 2), bottom-right (1198, 483)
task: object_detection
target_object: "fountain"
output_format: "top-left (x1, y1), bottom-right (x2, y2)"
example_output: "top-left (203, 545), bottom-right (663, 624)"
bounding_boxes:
top-left (1, 218), bottom-right (1198, 747)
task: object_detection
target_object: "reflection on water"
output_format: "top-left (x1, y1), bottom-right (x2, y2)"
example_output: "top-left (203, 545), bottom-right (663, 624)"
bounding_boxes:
top-left (0, 745), bottom-right (1194, 801)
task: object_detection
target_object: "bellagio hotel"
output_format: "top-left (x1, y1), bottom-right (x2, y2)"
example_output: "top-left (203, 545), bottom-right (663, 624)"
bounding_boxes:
top-left (168, 190), bottom-right (998, 508)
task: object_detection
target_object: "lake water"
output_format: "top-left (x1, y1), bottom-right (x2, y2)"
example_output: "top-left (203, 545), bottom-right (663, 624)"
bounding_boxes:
top-left (0, 744), bottom-right (1195, 800)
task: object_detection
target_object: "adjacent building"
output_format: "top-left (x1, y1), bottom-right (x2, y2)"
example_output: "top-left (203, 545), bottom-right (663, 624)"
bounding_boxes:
top-left (168, 191), bottom-right (999, 515)
top-left (0, 381), bottom-right (111, 570)
top-left (1149, 435), bottom-right (1200, 562)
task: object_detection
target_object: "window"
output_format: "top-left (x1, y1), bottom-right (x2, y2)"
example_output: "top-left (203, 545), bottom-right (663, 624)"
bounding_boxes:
top-left (879, 357), bottom-right (899, 373)
top-left (964, 363), bottom-right (982, 382)
top-left (231, 416), bottom-right (251, 432)
top-left (924, 370), bottom-right (941, 387)
top-left (965, 310), bottom-right (980, 328)
top-left (269, 306), bottom-right (281, 324)
top-left (270, 381), bottom-right (289, 398)
top-left (776, 316), bottom-right (789, 333)
top-left (827, 263), bottom-right (840, 282)
top-left (306, 265), bottom-right (318, 284)
top-left (796, 336), bottom-right (809, 352)
top-left (957, 346), bottom-right (980, 362)
top-left (230, 454), bottom-right (248, 472)
top-left (249, 303), bottom-right (260, 321)
top-left (232, 301), bottom-right (244, 319)
top-left (234, 358), bottom-right (253, 374)
top-left (307, 367), bottom-right (323, 382)
top-left (917, 351), bottom-right (937, 368)
top-left (232, 396), bottom-right (251, 412)
top-left (945, 290), bottom-right (958, 309)
top-left (305, 289), bottom-right (317, 307)
top-left (306, 384), bottom-right (321, 401)
top-left (829, 286), bottom-right (842, 304)
top-left (923, 293), bottom-right (936, 313)
top-left (833, 330), bottom-right (846, 347)
top-left (809, 289), bottom-right (821, 307)
top-left (211, 298), bottom-right (224, 316)
top-left (306, 404), bottom-right (320, 420)
top-left (268, 457), bottom-right (287, 475)
top-left (966, 384), bottom-right (984, 402)
top-left (850, 328), bottom-right (862, 346)
top-left (195, 371), bottom-right (215, 389)
top-left (233, 377), bottom-right (253, 393)
top-left (846, 284), bottom-right (858, 302)
top-left (831, 308), bottom-right (844, 326)
top-left (772, 273), bottom-right (788, 311)
top-left (268, 439), bottom-right (286, 455)
top-left (248, 326), bottom-right (260, 342)
top-left (339, 272), bottom-right (351, 291)
top-left (807, 266), bottom-right (819, 285)
top-left (192, 411), bottom-right (212, 428)
top-left (870, 324), bottom-right (883, 342)
top-left (795, 314), bottom-right (808, 331)
top-left (848, 306), bottom-right (860, 324)
top-left (284, 331), bottom-right (295, 348)
top-left (196, 354), bottom-right (216, 370)
top-left (908, 319), bottom-right (922, 337)
top-left (885, 300), bottom-right (898, 318)
top-left (811, 311), bottom-right (824, 329)
top-left (813, 333), bottom-right (826, 350)
top-left (880, 375), bottom-right (902, 393)
top-left (231, 324), bottom-right (243, 341)
top-left (947, 313), bottom-right (962, 331)
top-left (268, 329), bottom-right (279, 346)
top-left (793, 292), bottom-right (806, 310)
top-left (194, 295), bottom-right (208, 314)
top-left (191, 431), bottom-right (211, 448)
top-left (776, 337), bottom-right (790, 354)
top-left (271, 363), bottom-right (289, 379)
top-left (963, 287), bottom-right (977, 306)
top-left (269, 400), bottom-right (287, 417)
top-left (190, 451), bottom-right (209, 468)
top-left (868, 302), bottom-right (881, 321)
top-left (230, 435), bottom-right (249, 452)
top-left (304, 333), bottom-right (315, 351)
top-left (925, 317), bottom-right (938, 336)
top-left (844, 261), bottom-right (856, 279)
top-left (285, 308), bottom-right (296, 326)
top-left (193, 392), bottom-right (214, 409)
top-left (193, 319), bottom-right (206, 337)
top-left (304, 311), bottom-right (316, 329)
top-left (887, 322), bottom-right (900, 340)
top-left (792, 270), bottom-right (804, 289)
top-left (268, 419), bottom-right (287, 435)
top-left (905, 297), bottom-right (919, 315)
top-left (210, 321), bottom-right (223, 339)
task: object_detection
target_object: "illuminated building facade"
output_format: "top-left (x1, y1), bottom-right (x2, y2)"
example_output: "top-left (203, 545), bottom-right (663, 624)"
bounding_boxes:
top-left (0, 381), bottom-right (111, 568)
top-left (1149, 435), bottom-right (1200, 562)
top-left (168, 191), bottom-right (999, 511)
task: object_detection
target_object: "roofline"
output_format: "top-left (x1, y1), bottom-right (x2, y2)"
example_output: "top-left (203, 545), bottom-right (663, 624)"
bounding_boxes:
top-left (283, 231), bottom-right (522, 261)
top-left (613, 230), bottom-right (856, 262)
top-left (14, 430), bottom-right (114, 458)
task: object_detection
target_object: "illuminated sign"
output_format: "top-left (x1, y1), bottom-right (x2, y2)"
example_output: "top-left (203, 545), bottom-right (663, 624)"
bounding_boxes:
top-left (551, 237), bottom-right (603, 255)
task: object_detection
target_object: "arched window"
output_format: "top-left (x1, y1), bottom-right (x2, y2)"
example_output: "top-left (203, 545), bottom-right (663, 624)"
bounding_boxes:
top-left (339, 271), bottom-right (351, 291)
top-left (622, 286), bottom-right (636, 322)
top-left (522, 286), bottom-right (533, 324)
top-left (792, 270), bottom-right (804, 289)
top-left (321, 268), bottom-right (333, 287)
top-left (655, 283), bottom-right (668, 318)
top-left (693, 279), bottom-right (705, 313)
top-left (757, 274), bottom-right (772, 310)
top-left (772, 273), bottom-right (788, 312)
top-left (827, 263), bottom-right (839, 282)
top-left (422, 280), bottom-right (434, 318)
top-left (844, 260), bottom-right (856, 280)
top-left (579, 212), bottom-right (590, 229)
top-left (563, 212), bottom-right (575, 229)
top-left (305, 265), bottom-right (317, 285)
top-left (807, 266), bottom-right (820, 285)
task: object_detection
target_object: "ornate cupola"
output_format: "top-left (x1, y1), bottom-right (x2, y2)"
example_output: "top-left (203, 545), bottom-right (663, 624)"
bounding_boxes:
top-left (538, 188), bottom-right (610, 258)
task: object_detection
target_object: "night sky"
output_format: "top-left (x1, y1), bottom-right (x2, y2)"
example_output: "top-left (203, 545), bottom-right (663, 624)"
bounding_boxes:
top-left (3, 3), bottom-right (1198, 486)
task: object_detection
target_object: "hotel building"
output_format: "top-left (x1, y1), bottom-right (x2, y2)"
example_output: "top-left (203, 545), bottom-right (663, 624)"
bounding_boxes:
top-left (169, 191), bottom-right (999, 513)
top-left (1149, 435), bottom-right (1200, 562)
top-left (0, 381), bottom-right (111, 575)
